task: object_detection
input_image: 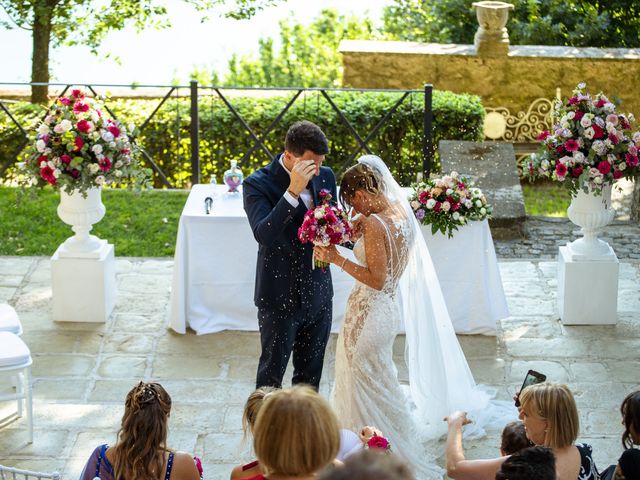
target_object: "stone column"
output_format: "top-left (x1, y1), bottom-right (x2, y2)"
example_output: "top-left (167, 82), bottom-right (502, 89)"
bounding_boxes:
top-left (472, 1), bottom-right (514, 57)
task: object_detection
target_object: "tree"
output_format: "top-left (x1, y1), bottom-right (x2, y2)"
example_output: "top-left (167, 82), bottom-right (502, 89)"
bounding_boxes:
top-left (381, 0), bottom-right (640, 48)
top-left (222, 9), bottom-right (378, 87)
top-left (0, 0), bottom-right (283, 103)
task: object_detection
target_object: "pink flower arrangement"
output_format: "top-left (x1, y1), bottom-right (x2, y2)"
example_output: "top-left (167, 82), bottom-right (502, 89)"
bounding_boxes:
top-left (20, 87), bottom-right (149, 196)
top-left (298, 189), bottom-right (352, 270)
top-left (526, 82), bottom-right (640, 194)
top-left (408, 171), bottom-right (492, 238)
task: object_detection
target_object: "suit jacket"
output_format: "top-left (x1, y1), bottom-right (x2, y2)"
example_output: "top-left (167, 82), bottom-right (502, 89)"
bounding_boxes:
top-left (242, 154), bottom-right (337, 312)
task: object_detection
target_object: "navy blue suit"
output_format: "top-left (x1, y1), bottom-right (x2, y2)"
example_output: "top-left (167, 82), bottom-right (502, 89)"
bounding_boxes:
top-left (243, 155), bottom-right (337, 389)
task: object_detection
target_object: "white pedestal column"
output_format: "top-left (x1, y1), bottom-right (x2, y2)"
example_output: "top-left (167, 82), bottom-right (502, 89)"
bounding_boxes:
top-left (51, 242), bottom-right (116, 323)
top-left (557, 245), bottom-right (619, 325)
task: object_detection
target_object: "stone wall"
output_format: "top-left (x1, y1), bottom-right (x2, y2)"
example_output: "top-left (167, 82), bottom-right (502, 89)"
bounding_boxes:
top-left (339, 40), bottom-right (640, 116)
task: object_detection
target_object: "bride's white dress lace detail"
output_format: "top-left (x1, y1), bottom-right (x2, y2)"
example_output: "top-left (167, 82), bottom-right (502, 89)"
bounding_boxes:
top-left (332, 213), bottom-right (444, 479)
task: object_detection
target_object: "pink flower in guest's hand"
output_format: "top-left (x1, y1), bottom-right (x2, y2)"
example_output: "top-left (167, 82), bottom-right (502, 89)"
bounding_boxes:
top-left (193, 456), bottom-right (203, 477)
top-left (107, 125), bottom-right (121, 138)
top-left (572, 166), bottom-right (583, 177)
top-left (555, 162), bottom-right (568, 177)
top-left (367, 435), bottom-right (391, 451)
top-left (613, 170), bottom-right (623, 179)
top-left (564, 139), bottom-right (579, 152)
top-left (598, 160), bottom-right (612, 175)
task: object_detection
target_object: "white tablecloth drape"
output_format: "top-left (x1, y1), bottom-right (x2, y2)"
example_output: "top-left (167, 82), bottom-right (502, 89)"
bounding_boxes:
top-left (168, 184), bottom-right (508, 336)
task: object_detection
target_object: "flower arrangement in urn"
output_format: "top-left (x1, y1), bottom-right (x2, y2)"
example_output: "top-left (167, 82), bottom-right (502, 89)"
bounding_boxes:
top-left (525, 82), bottom-right (640, 194)
top-left (409, 171), bottom-right (492, 238)
top-left (20, 88), bottom-right (149, 196)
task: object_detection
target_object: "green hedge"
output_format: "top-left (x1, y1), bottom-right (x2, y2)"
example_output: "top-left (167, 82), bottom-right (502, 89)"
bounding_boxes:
top-left (1, 90), bottom-right (484, 187)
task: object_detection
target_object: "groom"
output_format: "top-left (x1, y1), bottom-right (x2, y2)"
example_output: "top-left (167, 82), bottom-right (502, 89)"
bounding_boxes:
top-left (243, 120), bottom-right (337, 390)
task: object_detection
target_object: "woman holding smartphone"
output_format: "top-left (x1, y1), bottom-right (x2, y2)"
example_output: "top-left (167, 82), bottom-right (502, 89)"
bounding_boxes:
top-left (445, 383), bottom-right (599, 480)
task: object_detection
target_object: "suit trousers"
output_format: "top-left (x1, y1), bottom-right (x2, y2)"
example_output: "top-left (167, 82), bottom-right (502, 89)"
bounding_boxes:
top-left (256, 301), bottom-right (332, 390)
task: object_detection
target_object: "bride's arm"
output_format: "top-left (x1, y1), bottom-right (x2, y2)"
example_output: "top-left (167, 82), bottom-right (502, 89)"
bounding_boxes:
top-left (314, 217), bottom-right (387, 290)
top-left (445, 411), bottom-right (508, 480)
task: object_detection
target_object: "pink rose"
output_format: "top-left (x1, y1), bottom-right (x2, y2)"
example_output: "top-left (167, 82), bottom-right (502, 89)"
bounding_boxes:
top-left (418, 191), bottom-right (429, 204)
top-left (60, 155), bottom-right (72, 165)
top-left (536, 130), bottom-right (550, 141)
top-left (40, 165), bottom-right (56, 185)
top-left (597, 161), bottom-right (611, 175)
top-left (71, 89), bottom-right (84, 98)
top-left (595, 99), bottom-right (606, 108)
top-left (37, 155), bottom-right (48, 166)
top-left (571, 166), bottom-right (583, 177)
top-left (107, 125), bottom-right (121, 138)
top-left (591, 124), bottom-right (604, 139)
top-left (58, 97), bottom-right (70, 106)
top-left (608, 133), bottom-right (619, 145)
top-left (613, 170), bottom-right (623, 179)
top-left (76, 119), bottom-right (91, 133)
top-left (626, 153), bottom-right (639, 168)
top-left (573, 111), bottom-right (584, 121)
top-left (367, 435), bottom-right (390, 450)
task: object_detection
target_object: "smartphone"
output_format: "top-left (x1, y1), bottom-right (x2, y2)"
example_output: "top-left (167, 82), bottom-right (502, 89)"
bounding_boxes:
top-left (514, 370), bottom-right (546, 407)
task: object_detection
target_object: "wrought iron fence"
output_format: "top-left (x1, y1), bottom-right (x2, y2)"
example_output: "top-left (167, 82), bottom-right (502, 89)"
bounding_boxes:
top-left (0, 82), bottom-right (434, 188)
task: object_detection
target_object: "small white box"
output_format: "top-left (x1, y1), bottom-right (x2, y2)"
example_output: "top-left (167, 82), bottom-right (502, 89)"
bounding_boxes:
top-left (557, 245), bottom-right (618, 325)
top-left (51, 243), bottom-right (116, 323)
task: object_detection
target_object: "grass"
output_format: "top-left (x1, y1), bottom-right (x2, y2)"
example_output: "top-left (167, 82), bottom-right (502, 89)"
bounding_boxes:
top-left (0, 181), bottom-right (571, 257)
top-left (521, 181), bottom-right (571, 217)
top-left (0, 186), bottom-right (188, 256)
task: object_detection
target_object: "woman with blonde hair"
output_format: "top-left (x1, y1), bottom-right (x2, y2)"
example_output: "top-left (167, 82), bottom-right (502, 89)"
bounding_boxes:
top-left (242, 385), bottom-right (341, 480)
top-left (79, 381), bottom-right (202, 480)
top-left (445, 383), bottom-right (599, 480)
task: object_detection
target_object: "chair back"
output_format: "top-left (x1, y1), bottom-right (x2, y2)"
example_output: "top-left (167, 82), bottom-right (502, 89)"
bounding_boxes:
top-left (0, 464), bottom-right (61, 480)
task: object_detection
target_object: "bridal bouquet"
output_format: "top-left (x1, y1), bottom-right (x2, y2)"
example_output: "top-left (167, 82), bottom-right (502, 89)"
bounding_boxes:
top-left (525, 82), bottom-right (640, 194)
top-left (409, 172), bottom-right (492, 238)
top-left (298, 189), bottom-right (352, 270)
top-left (20, 88), bottom-right (149, 196)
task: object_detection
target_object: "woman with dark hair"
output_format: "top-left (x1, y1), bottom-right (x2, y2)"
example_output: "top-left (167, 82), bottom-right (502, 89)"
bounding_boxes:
top-left (601, 390), bottom-right (640, 480)
top-left (79, 381), bottom-right (202, 480)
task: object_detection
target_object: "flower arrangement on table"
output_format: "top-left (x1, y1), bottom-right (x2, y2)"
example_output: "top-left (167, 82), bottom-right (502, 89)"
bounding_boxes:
top-left (298, 189), bottom-right (352, 270)
top-left (19, 88), bottom-right (150, 196)
top-left (524, 82), bottom-right (640, 195)
top-left (409, 171), bottom-right (492, 238)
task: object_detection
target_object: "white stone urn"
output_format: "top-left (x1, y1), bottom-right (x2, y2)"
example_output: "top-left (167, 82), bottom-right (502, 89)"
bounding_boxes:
top-left (472, 1), bottom-right (514, 57)
top-left (566, 184), bottom-right (616, 259)
top-left (56, 187), bottom-right (108, 258)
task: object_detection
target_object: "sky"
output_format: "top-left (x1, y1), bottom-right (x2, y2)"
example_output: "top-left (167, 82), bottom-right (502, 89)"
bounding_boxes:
top-left (0, 0), bottom-right (392, 87)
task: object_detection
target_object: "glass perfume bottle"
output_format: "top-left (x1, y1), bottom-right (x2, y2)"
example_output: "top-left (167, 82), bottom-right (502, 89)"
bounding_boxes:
top-left (223, 160), bottom-right (244, 193)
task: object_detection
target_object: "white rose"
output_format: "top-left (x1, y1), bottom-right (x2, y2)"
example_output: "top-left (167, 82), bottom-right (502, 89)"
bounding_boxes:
top-left (567, 111), bottom-right (575, 120)
top-left (633, 132), bottom-right (640, 143)
top-left (446, 188), bottom-right (453, 195)
top-left (464, 199), bottom-right (473, 208)
top-left (314, 210), bottom-right (324, 219)
top-left (91, 111), bottom-right (100, 123)
top-left (36, 139), bottom-right (46, 152)
top-left (541, 159), bottom-right (549, 168)
top-left (573, 151), bottom-right (585, 163)
top-left (604, 103), bottom-right (615, 113)
top-left (115, 160), bottom-right (123, 168)
top-left (480, 207), bottom-right (487, 215)
top-left (109, 141), bottom-right (116, 150)
top-left (584, 127), bottom-right (595, 140)
top-left (91, 132), bottom-right (100, 141)
top-left (88, 163), bottom-right (100, 174)
top-left (37, 124), bottom-right (50, 135)
top-left (95, 175), bottom-right (105, 185)
top-left (442, 201), bottom-right (451, 212)
top-left (101, 131), bottom-right (114, 142)
top-left (594, 176), bottom-right (603, 184)
top-left (60, 119), bottom-right (72, 132)
top-left (452, 212), bottom-right (460, 221)
top-left (53, 168), bottom-right (61, 178)
top-left (45, 115), bottom-right (55, 124)
top-left (47, 160), bottom-right (55, 168)
top-left (115, 170), bottom-right (123, 178)
top-left (580, 116), bottom-right (592, 128)
top-left (451, 171), bottom-right (459, 179)
top-left (475, 199), bottom-right (482, 208)
top-left (619, 162), bottom-right (626, 171)
top-left (426, 198), bottom-right (436, 209)
top-left (92, 144), bottom-right (103, 154)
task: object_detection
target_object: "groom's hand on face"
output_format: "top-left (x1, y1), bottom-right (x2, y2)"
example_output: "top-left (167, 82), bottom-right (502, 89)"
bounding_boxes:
top-left (289, 157), bottom-right (316, 196)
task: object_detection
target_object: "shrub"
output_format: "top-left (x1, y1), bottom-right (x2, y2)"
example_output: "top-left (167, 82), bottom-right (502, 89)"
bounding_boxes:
top-left (1, 89), bottom-right (484, 188)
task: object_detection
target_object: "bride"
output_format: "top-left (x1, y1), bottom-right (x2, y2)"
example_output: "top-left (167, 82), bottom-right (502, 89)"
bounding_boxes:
top-left (314, 155), bottom-right (514, 479)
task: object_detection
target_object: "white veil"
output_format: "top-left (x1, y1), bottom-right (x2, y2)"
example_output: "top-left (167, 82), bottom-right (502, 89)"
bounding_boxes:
top-left (357, 155), bottom-right (516, 439)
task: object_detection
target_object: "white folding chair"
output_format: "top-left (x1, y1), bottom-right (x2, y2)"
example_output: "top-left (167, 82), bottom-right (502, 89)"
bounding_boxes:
top-left (0, 304), bottom-right (22, 336)
top-left (0, 332), bottom-right (33, 443)
top-left (0, 464), bottom-right (61, 480)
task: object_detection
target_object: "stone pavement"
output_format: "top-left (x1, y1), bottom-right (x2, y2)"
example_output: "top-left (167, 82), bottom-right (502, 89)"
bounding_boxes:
top-left (0, 256), bottom-right (639, 480)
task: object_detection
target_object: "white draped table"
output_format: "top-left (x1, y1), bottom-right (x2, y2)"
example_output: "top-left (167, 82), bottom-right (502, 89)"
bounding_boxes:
top-left (168, 184), bottom-right (508, 336)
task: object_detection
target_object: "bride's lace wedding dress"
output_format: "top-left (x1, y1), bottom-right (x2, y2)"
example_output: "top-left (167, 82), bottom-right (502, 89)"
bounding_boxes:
top-left (332, 210), bottom-right (444, 479)
top-left (331, 155), bottom-right (516, 479)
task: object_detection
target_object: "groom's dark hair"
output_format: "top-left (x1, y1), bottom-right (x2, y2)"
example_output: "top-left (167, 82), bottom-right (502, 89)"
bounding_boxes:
top-left (285, 120), bottom-right (329, 156)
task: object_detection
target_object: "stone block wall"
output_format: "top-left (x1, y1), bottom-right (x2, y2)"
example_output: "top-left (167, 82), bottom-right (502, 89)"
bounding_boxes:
top-left (339, 40), bottom-right (640, 116)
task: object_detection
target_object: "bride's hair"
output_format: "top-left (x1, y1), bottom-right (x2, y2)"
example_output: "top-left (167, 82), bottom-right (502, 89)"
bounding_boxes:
top-left (339, 162), bottom-right (384, 208)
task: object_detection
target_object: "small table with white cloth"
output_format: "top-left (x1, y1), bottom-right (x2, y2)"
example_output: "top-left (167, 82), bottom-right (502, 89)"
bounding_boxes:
top-left (168, 184), bottom-right (508, 336)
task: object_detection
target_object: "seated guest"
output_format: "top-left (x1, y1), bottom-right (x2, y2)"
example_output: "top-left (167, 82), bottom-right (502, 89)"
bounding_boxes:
top-left (600, 390), bottom-right (640, 480)
top-left (495, 446), bottom-right (556, 480)
top-left (80, 381), bottom-right (202, 480)
top-left (231, 387), bottom-right (276, 479)
top-left (317, 449), bottom-right (414, 480)
top-left (242, 385), bottom-right (340, 480)
top-left (445, 383), bottom-right (598, 480)
top-left (500, 421), bottom-right (533, 456)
